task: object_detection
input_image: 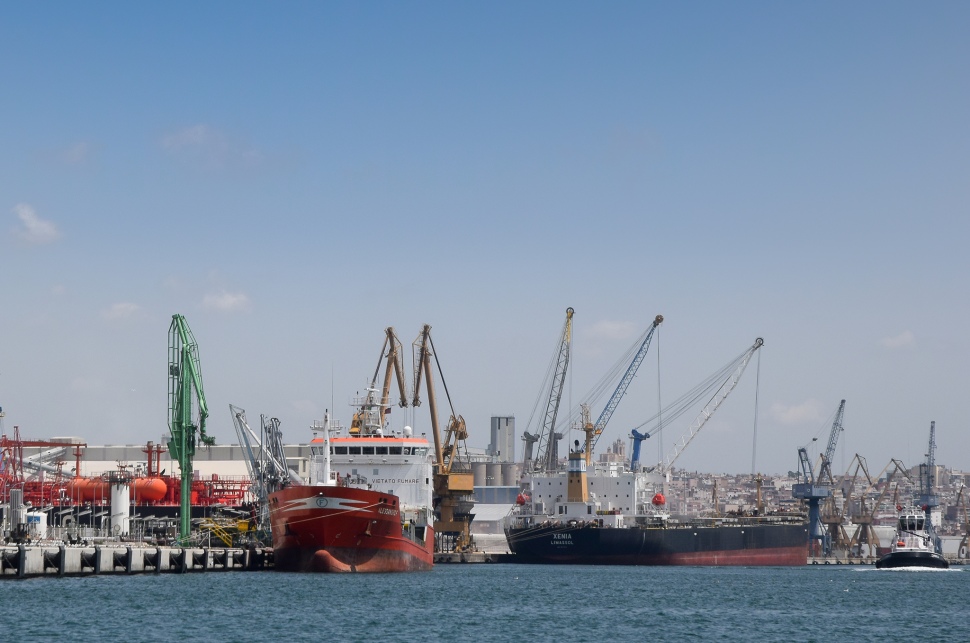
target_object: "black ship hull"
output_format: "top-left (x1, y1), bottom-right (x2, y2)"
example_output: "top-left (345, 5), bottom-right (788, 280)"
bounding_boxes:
top-left (875, 551), bottom-right (948, 569)
top-left (506, 520), bottom-right (808, 566)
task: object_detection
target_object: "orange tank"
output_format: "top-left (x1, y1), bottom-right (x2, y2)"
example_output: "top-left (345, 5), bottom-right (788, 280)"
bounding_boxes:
top-left (132, 477), bottom-right (167, 501)
top-left (66, 476), bottom-right (168, 502)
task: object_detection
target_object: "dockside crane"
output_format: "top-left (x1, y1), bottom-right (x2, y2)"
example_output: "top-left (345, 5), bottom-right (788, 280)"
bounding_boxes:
top-left (848, 458), bottom-right (911, 555)
top-left (955, 486), bottom-right (969, 560)
top-left (577, 314), bottom-right (662, 465)
top-left (375, 327), bottom-right (410, 428)
top-left (792, 399), bottom-right (846, 555)
top-left (821, 453), bottom-right (870, 554)
top-left (817, 400), bottom-right (845, 486)
top-left (919, 420), bottom-right (943, 553)
top-left (654, 338), bottom-right (764, 473)
top-left (531, 308), bottom-right (574, 473)
top-left (167, 314), bottom-right (214, 543)
top-left (412, 324), bottom-right (475, 552)
top-left (229, 405), bottom-right (301, 541)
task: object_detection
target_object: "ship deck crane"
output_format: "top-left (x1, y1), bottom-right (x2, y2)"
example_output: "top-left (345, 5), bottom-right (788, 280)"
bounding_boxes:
top-left (653, 338), bottom-right (764, 473)
top-left (412, 324), bottom-right (475, 552)
top-left (168, 314), bottom-right (214, 543)
top-left (579, 314), bottom-right (662, 465)
top-left (529, 308), bottom-right (573, 473)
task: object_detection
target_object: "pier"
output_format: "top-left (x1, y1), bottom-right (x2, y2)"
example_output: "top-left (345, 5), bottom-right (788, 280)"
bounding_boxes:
top-left (0, 544), bottom-right (272, 579)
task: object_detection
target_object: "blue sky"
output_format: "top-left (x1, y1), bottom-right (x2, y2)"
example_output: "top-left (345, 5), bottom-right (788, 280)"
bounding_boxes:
top-left (2, 2), bottom-right (968, 475)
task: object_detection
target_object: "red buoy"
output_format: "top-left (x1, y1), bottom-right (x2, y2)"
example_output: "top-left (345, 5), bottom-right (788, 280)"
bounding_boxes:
top-left (652, 493), bottom-right (666, 506)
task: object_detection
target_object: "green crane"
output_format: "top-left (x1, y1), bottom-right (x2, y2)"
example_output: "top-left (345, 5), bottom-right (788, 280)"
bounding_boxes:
top-left (167, 314), bottom-right (214, 543)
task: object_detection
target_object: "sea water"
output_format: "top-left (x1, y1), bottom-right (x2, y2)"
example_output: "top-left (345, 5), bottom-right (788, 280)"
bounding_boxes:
top-left (2, 565), bottom-right (967, 642)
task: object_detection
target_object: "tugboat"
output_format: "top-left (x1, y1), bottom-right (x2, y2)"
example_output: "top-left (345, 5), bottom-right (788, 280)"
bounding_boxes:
top-left (875, 508), bottom-right (948, 569)
top-left (877, 421), bottom-right (949, 570)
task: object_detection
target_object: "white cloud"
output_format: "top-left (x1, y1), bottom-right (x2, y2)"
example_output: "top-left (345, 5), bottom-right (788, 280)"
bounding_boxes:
top-left (588, 319), bottom-right (637, 341)
top-left (160, 124), bottom-right (261, 171)
top-left (102, 302), bottom-right (140, 320)
top-left (60, 141), bottom-right (92, 165)
top-left (202, 290), bottom-right (251, 312)
top-left (13, 203), bottom-right (60, 244)
top-left (881, 330), bottom-right (914, 349)
top-left (770, 399), bottom-right (824, 426)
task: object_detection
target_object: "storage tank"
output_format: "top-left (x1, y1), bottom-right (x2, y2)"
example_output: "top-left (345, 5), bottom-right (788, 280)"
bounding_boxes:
top-left (26, 511), bottom-right (48, 539)
top-left (486, 463), bottom-right (502, 487)
top-left (502, 462), bottom-right (520, 486)
top-left (132, 477), bottom-right (168, 502)
top-left (110, 477), bottom-right (131, 536)
top-left (472, 462), bottom-right (487, 488)
top-left (9, 488), bottom-right (26, 528)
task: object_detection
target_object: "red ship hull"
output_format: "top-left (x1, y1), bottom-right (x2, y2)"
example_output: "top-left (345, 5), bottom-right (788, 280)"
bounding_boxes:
top-left (268, 485), bottom-right (434, 573)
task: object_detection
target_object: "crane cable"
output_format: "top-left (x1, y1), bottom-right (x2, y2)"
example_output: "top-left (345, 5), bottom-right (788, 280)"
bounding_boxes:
top-left (629, 343), bottom-right (757, 439)
top-left (552, 323), bottom-right (660, 440)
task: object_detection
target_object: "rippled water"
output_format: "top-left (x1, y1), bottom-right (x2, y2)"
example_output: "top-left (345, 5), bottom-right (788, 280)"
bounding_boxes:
top-left (2, 564), bottom-right (967, 641)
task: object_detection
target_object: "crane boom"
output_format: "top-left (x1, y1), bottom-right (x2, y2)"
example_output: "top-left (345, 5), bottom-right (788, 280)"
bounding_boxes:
top-left (534, 308), bottom-right (574, 473)
top-left (167, 314), bottom-right (213, 543)
top-left (920, 420), bottom-right (938, 510)
top-left (591, 315), bottom-right (663, 452)
top-left (658, 338), bottom-right (763, 473)
top-left (377, 327), bottom-right (410, 427)
top-left (412, 324), bottom-right (475, 552)
top-left (817, 399), bottom-right (846, 485)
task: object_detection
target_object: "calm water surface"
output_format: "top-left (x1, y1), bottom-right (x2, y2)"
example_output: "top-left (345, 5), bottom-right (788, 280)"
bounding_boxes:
top-left (2, 564), bottom-right (967, 641)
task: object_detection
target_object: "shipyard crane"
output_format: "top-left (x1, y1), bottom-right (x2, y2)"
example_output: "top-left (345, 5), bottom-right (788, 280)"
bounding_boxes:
top-left (167, 314), bottom-right (214, 543)
top-left (919, 421), bottom-right (938, 511)
top-left (817, 399), bottom-right (845, 486)
top-left (531, 308), bottom-right (574, 473)
top-left (578, 314), bottom-right (663, 462)
top-left (654, 338), bottom-right (764, 473)
top-left (792, 400), bottom-right (847, 555)
top-left (847, 458), bottom-right (911, 555)
top-left (955, 487), bottom-right (969, 560)
top-left (373, 327), bottom-right (410, 429)
top-left (412, 324), bottom-right (475, 552)
top-left (820, 453), bottom-right (870, 554)
top-left (918, 420), bottom-right (943, 553)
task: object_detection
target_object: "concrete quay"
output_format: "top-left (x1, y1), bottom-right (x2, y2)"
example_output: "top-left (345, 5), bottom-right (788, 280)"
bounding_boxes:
top-left (0, 543), bottom-right (272, 579)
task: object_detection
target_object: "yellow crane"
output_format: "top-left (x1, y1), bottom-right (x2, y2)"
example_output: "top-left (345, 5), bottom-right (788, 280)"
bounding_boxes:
top-left (412, 324), bottom-right (475, 552)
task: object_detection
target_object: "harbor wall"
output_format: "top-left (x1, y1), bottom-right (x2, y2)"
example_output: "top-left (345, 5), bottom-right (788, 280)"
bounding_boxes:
top-left (0, 544), bottom-right (271, 579)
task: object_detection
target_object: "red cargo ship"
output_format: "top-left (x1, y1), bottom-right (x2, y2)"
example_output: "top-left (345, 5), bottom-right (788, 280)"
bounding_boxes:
top-left (268, 392), bottom-right (435, 573)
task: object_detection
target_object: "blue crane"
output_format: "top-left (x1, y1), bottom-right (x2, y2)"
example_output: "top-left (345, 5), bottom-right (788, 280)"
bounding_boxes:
top-left (817, 399), bottom-right (845, 485)
top-left (629, 428), bottom-right (650, 472)
top-left (792, 399), bottom-right (846, 556)
top-left (585, 314), bottom-right (663, 459)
